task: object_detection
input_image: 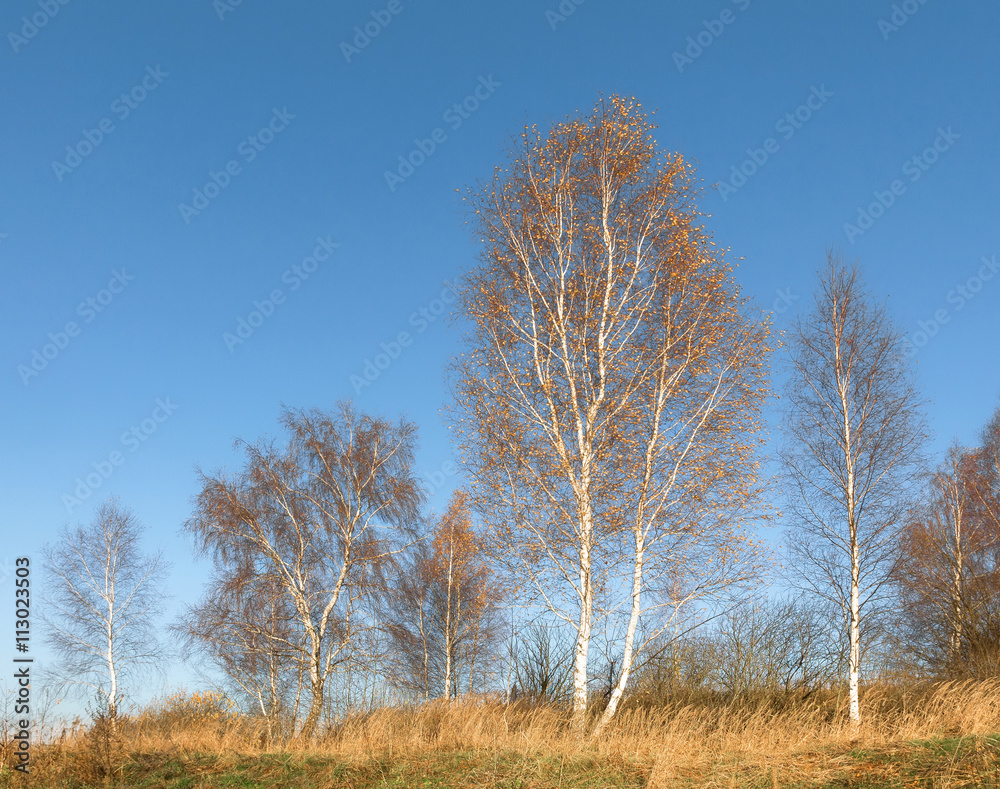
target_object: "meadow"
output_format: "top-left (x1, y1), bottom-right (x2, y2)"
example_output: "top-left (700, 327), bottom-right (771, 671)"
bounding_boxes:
top-left (5, 681), bottom-right (999, 788)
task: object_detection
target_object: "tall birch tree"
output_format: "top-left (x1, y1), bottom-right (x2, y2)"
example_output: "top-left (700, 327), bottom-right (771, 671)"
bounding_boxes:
top-left (451, 96), bottom-right (772, 734)
top-left (782, 254), bottom-right (926, 726)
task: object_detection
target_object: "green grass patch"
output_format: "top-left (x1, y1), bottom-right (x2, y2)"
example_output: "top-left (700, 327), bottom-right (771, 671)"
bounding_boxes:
top-left (4, 736), bottom-right (999, 788)
top-left (788, 734), bottom-right (1000, 788)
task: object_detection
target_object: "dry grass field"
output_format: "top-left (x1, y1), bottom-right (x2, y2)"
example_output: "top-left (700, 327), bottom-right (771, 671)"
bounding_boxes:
top-left (4, 681), bottom-right (1000, 788)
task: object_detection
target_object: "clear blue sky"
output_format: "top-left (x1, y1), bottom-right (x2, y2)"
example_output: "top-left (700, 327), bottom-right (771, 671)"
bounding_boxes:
top-left (2, 0), bottom-right (998, 710)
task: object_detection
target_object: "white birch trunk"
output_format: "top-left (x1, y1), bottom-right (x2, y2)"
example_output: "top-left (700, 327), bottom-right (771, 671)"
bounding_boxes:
top-left (444, 538), bottom-right (454, 701)
top-left (838, 322), bottom-right (862, 728)
top-left (571, 505), bottom-right (594, 733)
top-left (848, 547), bottom-right (861, 726)
top-left (106, 564), bottom-right (118, 720)
top-left (949, 534), bottom-right (964, 669)
top-left (593, 532), bottom-right (644, 735)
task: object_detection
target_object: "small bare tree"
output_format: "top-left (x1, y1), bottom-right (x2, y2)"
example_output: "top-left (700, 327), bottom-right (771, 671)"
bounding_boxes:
top-left (184, 402), bottom-right (422, 739)
top-left (782, 253), bottom-right (926, 726)
top-left (969, 407), bottom-right (1000, 673)
top-left (382, 490), bottom-right (506, 701)
top-left (381, 543), bottom-right (435, 700)
top-left (508, 622), bottom-right (574, 705)
top-left (41, 498), bottom-right (168, 720)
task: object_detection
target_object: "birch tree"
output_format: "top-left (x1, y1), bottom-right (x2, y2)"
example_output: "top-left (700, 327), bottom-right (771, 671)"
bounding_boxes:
top-left (382, 547), bottom-right (435, 700)
top-left (894, 413), bottom-right (1000, 677)
top-left (41, 498), bottom-right (168, 720)
top-left (782, 254), bottom-right (926, 726)
top-left (893, 445), bottom-right (980, 673)
top-left (974, 406), bottom-right (1000, 534)
top-left (383, 490), bottom-right (504, 700)
top-left (967, 407), bottom-right (1000, 671)
top-left (185, 402), bottom-right (422, 739)
top-left (452, 96), bottom-right (772, 734)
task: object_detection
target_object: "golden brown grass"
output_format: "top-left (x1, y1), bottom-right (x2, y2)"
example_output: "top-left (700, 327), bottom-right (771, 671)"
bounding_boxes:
top-left (4, 680), bottom-right (1000, 787)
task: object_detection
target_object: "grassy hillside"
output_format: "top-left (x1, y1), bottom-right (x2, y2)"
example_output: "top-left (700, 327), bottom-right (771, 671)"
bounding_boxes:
top-left (4, 681), bottom-right (999, 788)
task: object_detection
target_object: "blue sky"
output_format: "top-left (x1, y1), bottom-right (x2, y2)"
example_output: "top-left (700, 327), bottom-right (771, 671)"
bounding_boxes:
top-left (2, 0), bottom-right (998, 710)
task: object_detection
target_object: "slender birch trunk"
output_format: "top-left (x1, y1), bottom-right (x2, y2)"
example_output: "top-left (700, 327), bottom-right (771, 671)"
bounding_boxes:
top-left (419, 602), bottom-right (430, 701)
top-left (106, 566), bottom-right (118, 721)
top-left (443, 537), bottom-right (454, 701)
top-left (593, 531), bottom-right (643, 735)
top-left (571, 494), bottom-right (595, 734)
top-left (848, 540), bottom-right (861, 726)
top-left (949, 535), bottom-right (964, 670)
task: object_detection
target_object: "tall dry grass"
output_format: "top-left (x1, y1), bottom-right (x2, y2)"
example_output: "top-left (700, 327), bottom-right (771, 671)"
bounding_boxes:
top-left (5, 680), bottom-right (1000, 786)
top-left (607, 681), bottom-right (1000, 785)
top-left (316, 680), bottom-right (1000, 756)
